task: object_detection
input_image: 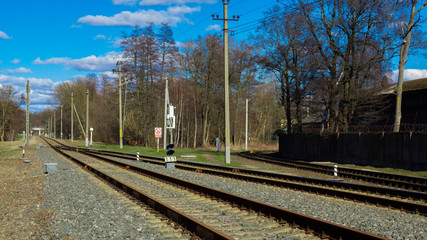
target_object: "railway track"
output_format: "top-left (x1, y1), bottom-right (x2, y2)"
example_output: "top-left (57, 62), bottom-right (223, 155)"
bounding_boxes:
top-left (238, 151), bottom-right (427, 192)
top-left (49, 139), bottom-right (427, 215)
top-left (42, 137), bottom-right (388, 240)
top-left (63, 146), bottom-right (427, 215)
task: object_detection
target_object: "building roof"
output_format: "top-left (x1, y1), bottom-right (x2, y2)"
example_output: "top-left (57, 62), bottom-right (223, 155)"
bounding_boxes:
top-left (380, 78), bottom-right (427, 94)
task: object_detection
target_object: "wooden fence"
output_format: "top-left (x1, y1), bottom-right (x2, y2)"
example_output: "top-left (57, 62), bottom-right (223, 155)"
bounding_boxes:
top-left (279, 133), bottom-right (427, 171)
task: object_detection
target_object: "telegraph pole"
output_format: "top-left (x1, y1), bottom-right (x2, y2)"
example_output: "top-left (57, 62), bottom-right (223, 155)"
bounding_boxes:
top-left (164, 77), bottom-right (169, 149)
top-left (53, 110), bottom-right (56, 138)
top-left (245, 98), bottom-right (248, 151)
top-left (213, 0), bottom-right (239, 164)
top-left (112, 62), bottom-right (124, 149)
top-left (85, 89), bottom-right (89, 147)
top-left (50, 115), bottom-right (52, 137)
top-left (61, 105), bottom-right (63, 139)
top-left (25, 80), bottom-right (30, 147)
top-left (71, 92), bottom-right (74, 142)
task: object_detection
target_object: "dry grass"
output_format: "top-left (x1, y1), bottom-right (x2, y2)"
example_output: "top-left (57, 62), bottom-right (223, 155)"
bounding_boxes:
top-left (0, 138), bottom-right (51, 239)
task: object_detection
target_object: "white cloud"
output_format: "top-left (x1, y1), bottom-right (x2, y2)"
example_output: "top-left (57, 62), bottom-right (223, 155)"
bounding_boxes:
top-left (205, 24), bottom-right (220, 31)
top-left (77, 6), bottom-right (200, 27)
top-left (7, 67), bottom-right (33, 74)
top-left (139, 0), bottom-right (216, 6)
top-left (112, 37), bottom-right (124, 48)
top-left (387, 69), bottom-right (427, 82)
top-left (33, 52), bottom-right (123, 71)
top-left (11, 58), bottom-right (20, 64)
top-left (113, 0), bottom-right (139, 5)
top-left (0, 31), bottom-right (11, 39)
top-left (0, 75), bottom-right (54, 89)
top-left (0, 74), bottom-right (56, 109)
top-left (71, 24), bottom-right (82, 28)
top-left (94, 34), bottom-right (107, 40)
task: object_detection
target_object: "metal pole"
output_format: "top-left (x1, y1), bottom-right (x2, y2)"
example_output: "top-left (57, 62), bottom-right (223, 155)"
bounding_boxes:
top-left (224, 0), bottom-right (231, 164)
top-left (164, 77), bottom-right (168, 149)
top-left (25, 80), bottom-right (30, 147)
top-left (90, 130), bottom-right (93, 146)
top-left (50, 115), bottom-right (52, 138)
top-left (119, 62), bottom-right (123, 149)
top-left (61, 105), bottom-right (63, 139)
top-left (71, 92), bottom-right (74, 142)
top-left (85, 89), bottom-right (89, 147)
top-left (53, 110), bottom-right (56, 138)
top-left (245, 98), bottom-right (248, 151)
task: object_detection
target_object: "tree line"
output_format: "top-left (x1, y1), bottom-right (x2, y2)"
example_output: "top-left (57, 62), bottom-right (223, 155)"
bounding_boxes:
top-left (3, 0), bottom-right (426, 145)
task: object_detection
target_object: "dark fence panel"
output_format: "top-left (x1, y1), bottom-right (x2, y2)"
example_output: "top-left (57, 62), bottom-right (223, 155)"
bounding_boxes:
top-left (279, 133), bottom-right (427, 171)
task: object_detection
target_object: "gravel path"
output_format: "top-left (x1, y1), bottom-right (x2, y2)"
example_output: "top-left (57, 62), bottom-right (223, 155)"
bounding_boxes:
top-left (35, 144), bottom-right (188, 239)
top-left (107, 155), bottom-right (427, 240)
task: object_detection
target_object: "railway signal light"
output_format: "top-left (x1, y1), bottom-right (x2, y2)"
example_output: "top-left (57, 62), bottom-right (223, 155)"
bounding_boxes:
top-left (165, 143), bottom-right (176, 169)
top-left (166, 144), bottom-right (175, 156)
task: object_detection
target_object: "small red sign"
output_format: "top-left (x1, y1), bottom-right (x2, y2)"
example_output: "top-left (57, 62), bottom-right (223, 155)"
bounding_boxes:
top-left (155, 127), bottom-right (162, 138)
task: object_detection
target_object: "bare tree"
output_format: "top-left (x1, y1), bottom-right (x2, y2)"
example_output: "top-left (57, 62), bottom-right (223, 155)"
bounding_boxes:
top-left (0, 85), bottom-right (22, 141)
top-left (393, 0), bottom-right (427, 132)
top-left (298, 0), bottom-right (402, 132)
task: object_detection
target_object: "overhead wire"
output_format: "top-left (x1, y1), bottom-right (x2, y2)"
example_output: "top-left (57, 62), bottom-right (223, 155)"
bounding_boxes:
top-left (174, 0), bottom-right (278, 40)
top-left (231, 0), bottom-right (332, 36)
top-left (173, 3), bottom-right (222, 39)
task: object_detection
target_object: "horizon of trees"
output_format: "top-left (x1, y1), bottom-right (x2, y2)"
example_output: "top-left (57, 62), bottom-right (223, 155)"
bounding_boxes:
top-left (2, 0), bottom-right (426, 146)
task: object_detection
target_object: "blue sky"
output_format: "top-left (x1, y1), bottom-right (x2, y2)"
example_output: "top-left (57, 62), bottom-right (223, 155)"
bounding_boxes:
top-left (0, 0), bottom-right (426, 112)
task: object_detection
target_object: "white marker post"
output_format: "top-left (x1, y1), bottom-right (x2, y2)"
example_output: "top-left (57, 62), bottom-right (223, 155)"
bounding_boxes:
top-left (90, 127), bottom-right (93, 146)
top-left (137, 151), bottom-right (140, 161)
top-left (334, 163), bottom-right (338, 180)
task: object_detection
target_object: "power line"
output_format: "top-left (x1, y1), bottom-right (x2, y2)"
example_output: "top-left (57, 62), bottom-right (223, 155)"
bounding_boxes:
top-left (175, 0), bottom-right (276, 40)
top-left (231, 0), bottom-right (332, 36)
top-left (174, 3), bottom-right (222, 39)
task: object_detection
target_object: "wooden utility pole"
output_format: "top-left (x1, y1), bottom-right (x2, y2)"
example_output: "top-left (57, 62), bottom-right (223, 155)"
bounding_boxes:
top-left (213, 0), bottom-right (239, 164)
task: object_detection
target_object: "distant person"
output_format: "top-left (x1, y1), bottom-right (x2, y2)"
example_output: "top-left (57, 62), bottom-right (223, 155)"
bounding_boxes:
top-left (215, 137), bottom-right (221, 151)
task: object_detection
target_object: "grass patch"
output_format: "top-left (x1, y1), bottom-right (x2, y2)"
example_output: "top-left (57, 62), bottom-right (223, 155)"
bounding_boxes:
top-left (62, 140), bottom-right (246, 166)
top-left (0, 141), bottom-right (25, 162)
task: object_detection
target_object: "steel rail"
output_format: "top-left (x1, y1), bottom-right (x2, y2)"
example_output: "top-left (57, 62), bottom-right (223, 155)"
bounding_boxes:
top-left (249, 152), bottom-right (427, 185)
top-left (42, 138), bottom-right (231, 240)
top-left (81, 150), bottom-right (427, 215)
top-left (43, 138), bottom-right (390, 240)
top-left (48, 139), bottom-right (427, 214)
top-left (238, 152), bottom-right (427, 192)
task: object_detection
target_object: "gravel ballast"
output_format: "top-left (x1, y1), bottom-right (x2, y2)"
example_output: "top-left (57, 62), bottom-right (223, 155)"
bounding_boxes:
top-left (36, 141), bottom-right (427, 240)
top-left (112, 156), bottom-right (427, 240)
top-left (35, 146), bottom-right (188, 239)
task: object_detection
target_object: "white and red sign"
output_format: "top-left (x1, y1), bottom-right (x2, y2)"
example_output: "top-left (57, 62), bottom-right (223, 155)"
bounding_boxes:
top-left (155, 127), bottom-right (162, 138)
